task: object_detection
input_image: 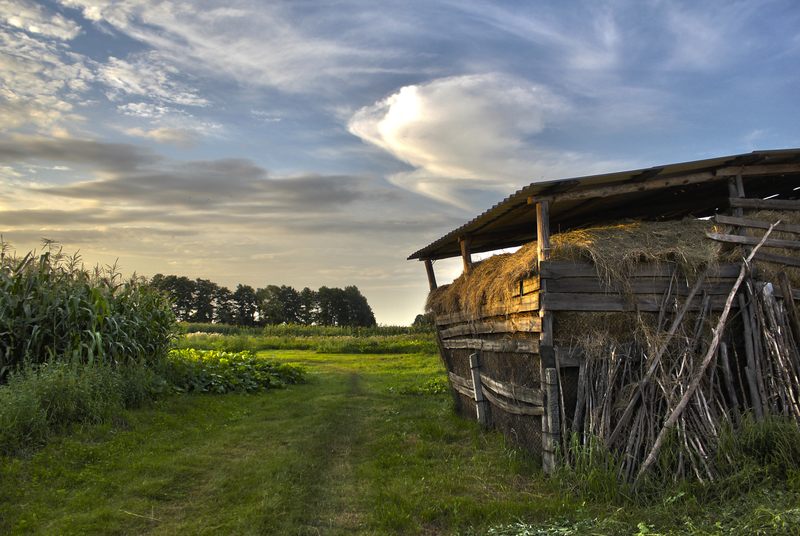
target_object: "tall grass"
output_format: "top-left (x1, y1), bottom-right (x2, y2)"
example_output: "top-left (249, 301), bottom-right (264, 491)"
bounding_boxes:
top-left (0, 361), bottom-right (166, 455)
top-left (174, 332), bottom-right (437, 354)
top-left (180, 322), bottom-right (433, 337)
top-left (0, 242), bottom-right (175, 380)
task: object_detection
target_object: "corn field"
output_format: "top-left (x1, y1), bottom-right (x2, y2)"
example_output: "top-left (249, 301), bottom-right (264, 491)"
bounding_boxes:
top-left (0, 241), bottom-right (175, 381)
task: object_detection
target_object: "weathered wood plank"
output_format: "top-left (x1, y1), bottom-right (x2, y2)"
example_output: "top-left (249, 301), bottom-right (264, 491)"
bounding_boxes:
top-left (706, 232), bottom-right (800, 251)
top-left (543, 292), bottom-right (732, 312)
top-left (545, 278), bottom-right (735, 295)
top-left (480, 373), bottom-right (543, 406)
top-left (538, 261), bottom-right (740, 279)
top-left (439, 317), bottom-right (542, 339)
top-left (714, 214), bottom-right (800, 235)
top-left (434, 295), bottom-right (540, 326)
top-left (753, 251), bottom-right (800, 269)
top-left (729, 197), bottom-right (800, 211)
top-left (511, 277), bottom-right (540, 297)
top-left (482, 387), bottom-right (544, 416)
top-left (441, 338), bottom-right (540, 353)
top-left (448, 371), bottom-right (473, 391)
top-left (448, 373), bottom-right (475, 399)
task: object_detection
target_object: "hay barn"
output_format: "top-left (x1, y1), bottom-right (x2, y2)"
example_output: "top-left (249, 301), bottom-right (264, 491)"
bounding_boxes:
top-left (409, 149), bottom-right (800, 482)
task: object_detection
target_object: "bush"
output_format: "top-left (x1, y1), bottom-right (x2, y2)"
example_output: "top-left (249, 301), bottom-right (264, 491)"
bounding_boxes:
top-left (0, 242), bottom-right (176, 380)
top-left (0, 361), bottom-right (164, 455)
top-left (165, 349), bottom-right (306, 394)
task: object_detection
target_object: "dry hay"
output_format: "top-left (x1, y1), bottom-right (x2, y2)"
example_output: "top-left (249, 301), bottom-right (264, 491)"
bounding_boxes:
top-left (426, 218), bottom-right (723, 317)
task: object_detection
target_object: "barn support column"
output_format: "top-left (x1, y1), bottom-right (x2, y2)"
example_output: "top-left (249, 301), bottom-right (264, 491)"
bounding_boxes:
top-left (459, 236), bottom-right (473, 274)
top-left (534, 199), bottom-right (559, 473)
top-left (423, 259), bottom-right (437, 292)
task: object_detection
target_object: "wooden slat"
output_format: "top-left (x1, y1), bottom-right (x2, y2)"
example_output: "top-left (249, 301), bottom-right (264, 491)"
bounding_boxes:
top-left (511, 277), bottom-right (540, 297)
top-left (448, 374), bottom-right (475, 399)
top-left (752, 251), bottom-right (800, 269)
top-left (717, 163), bottom-right (800, 177)
top-left (480, 373), bottom-right (543, 406)
top-left (441, 338), bottom-right (539, 353)
top-left (482, 387), bottom-right (544, 416)
top-left (439, 317), bottom-right (542, 339)
top-left (714, 214), bottom-right (800, 235)
top-left (434, 294), bottom-right (540, 326)
top-left (448, 371), bottom-right (473, 391)
top-left (539, 261), bottom-right (741, 279)
top-left (706, 232), bottom-right (800, 251)
top-left (543, 293), bottom-right (732, 312)
top-left (545, 278), bottom-right (735, 295)
top-left (729, 197), bottom-right (800, 211)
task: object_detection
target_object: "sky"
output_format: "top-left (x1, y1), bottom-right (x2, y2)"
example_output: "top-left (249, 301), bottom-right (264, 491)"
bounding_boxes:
top-left (1, 0), bottom-right (799, 324)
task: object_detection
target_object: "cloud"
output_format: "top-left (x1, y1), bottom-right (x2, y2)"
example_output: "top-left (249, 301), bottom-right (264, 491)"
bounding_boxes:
top-left (1, 0), bottom-right (81, 40)
top-left (347, 73), bottom-right (631, 208)
top-left (58, 0), bottom-right (401, 93)
top-left (98, 52), bottom-right (208, 106)
top-left (123, 126), bottom-right (198, 147)
top-left (0, 136), bottom-right (158, 171)
top-left (349, 74), bottom-right (567, 180)
top-left (0, 24), bottom-right (94, 133)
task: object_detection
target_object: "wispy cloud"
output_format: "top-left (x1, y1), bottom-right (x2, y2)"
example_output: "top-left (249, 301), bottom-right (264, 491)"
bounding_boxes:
top-left (98, 52), bottom-right (208, 106)
top-left (1, 0), bottom-right (81, 40)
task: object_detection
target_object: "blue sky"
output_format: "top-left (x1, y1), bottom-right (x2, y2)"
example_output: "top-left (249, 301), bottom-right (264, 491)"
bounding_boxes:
top-left (1, 0), bottom-right (799, 324)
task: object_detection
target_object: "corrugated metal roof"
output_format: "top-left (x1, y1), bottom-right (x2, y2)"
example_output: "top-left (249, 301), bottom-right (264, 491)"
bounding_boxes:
top-left (408, 149), bottom-right (800, 260)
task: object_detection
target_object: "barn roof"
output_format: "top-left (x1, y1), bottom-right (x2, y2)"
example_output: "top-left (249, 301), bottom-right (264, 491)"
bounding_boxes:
top-left (408, 148), bottom-right (800, 261)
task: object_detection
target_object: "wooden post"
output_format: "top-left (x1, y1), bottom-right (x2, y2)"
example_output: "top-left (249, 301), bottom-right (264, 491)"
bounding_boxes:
top-left (543, 367), bottom-right (559, 473)
top-left (459, 236), bottom-right (473, 274)
top-left (469, 352), bottom-right (488, 426)
top-left (423, 259), bottom-right (437, 291)
top-left (536, 201), bottom-right (551, 268)
top-left (728, 175), bottom-right (745, 218)
top-left (535, 199), bottom-right (557, 472)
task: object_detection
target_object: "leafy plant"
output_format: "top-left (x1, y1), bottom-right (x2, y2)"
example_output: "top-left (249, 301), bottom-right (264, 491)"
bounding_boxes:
top-left (165, 349), bottom-right (306, 394)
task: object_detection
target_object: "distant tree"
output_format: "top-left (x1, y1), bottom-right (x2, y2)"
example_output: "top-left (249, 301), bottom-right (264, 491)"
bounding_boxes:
top-left (257, 284), bottom-right (301, 325)
top-left (342, 285), bottom-right (376, 327)
top-left (298, 287), bottom-right (317, 325)
top-left (151, 274), bottom-right (195, 321)
top-left (232, 284), bottom-right (258, 326)
top-left (412, 313), bottom-right (434, 329)
top-left (214, 286), bottom-right (236, 324)
top-left (315, 286), bottom-right (340, 326)
top-left (191, 278), bottom-right (218, 323)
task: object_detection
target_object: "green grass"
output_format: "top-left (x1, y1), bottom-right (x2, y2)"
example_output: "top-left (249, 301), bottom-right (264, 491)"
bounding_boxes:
top-left (1, 349), bottom-right (799, 535)
top-left (174, 331), bottom-right (437, 354)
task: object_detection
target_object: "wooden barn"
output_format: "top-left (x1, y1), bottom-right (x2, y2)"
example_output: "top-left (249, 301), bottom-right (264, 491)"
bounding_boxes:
top-left (409, 149), bottom-right (800, 481)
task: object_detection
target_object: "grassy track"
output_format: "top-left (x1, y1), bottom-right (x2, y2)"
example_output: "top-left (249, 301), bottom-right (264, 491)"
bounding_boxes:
top-left (3, 350), bottom-right (800, 535)
top-left (0, 352), bottom-right (565, 535)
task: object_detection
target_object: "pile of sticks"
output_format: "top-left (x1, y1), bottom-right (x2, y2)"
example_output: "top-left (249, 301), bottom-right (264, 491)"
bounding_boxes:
top-left (566, 224), bottom-right (800, 483)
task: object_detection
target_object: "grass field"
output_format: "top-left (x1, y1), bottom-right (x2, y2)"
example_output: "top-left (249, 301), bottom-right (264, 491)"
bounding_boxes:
top-left (2, 348), bottom-right (800, 535)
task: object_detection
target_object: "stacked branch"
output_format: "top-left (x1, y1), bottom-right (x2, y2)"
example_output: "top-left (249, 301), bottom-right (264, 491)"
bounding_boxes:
top-left (565, 224), bottom-right (800, 484)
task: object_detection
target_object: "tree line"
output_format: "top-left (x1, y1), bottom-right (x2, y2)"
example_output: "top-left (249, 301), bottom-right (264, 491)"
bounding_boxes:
top-left (150, 275), bottom-right (376, 327)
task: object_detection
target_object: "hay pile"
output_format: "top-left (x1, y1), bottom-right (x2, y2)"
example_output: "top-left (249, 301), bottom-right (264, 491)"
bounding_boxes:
top-left (426, 219), bottom-right (723, 317)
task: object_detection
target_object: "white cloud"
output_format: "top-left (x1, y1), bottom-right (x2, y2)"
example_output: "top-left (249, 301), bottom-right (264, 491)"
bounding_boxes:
top-left (349, 73), bottom-right (633, 209)
top-left (1, 0), bottom-right (81, 40)
top-left (349, 74), bottom-right (567, 181)
top-left (0, 26), bottom-right (93, 133)
top-left (98, 52), bottom-right (208, 106)
top-left (58, 0), bottom-right (402, 92)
